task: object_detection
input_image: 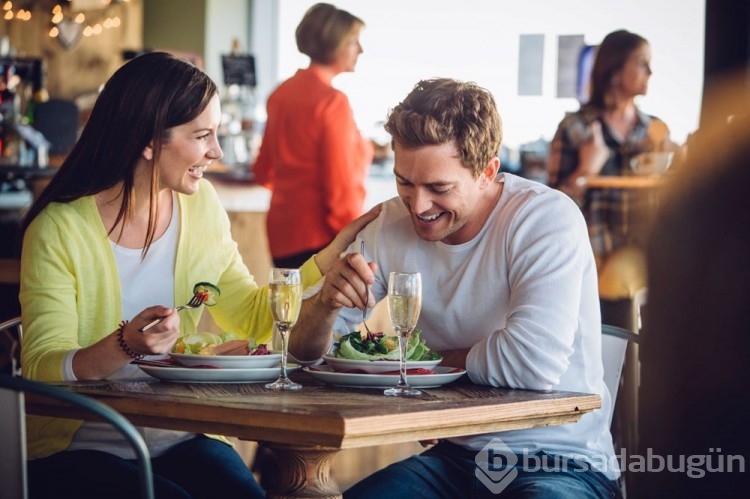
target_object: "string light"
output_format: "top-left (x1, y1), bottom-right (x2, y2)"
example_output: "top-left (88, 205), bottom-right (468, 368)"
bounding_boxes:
top-left (2, 1), bottom-right (127, 48)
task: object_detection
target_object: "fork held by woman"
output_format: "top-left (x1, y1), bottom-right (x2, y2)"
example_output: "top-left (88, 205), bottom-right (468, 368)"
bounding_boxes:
top-left (139, 294), bottom-right (205, 332)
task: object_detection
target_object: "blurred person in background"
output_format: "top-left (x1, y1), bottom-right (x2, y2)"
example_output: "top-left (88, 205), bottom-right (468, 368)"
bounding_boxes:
top-left (546, 29), bottom-right (677, 328)
top-left (253, 2), bottom-right (374, 268)
top-left (635, 72), bottom-right (750, 496)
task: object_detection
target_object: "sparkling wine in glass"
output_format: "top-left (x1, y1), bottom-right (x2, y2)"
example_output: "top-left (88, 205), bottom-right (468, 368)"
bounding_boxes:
top-left (265, 268), bottom-right (303, 391)
top-left (384, 272), bottom-right (422, 397)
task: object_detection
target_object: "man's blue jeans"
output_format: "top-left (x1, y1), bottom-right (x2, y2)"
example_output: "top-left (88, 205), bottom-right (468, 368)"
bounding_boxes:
top-left (344, 441), bottom-right (622, 499)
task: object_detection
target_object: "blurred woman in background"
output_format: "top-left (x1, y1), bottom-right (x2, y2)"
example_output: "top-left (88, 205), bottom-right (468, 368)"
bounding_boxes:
top-left (546, 29), bottom-right (678, 327)
top-left (253, 3), bottom-right (374, 268)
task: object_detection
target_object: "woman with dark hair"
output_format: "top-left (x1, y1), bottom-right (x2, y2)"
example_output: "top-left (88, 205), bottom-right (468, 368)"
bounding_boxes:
top-left (19, 51), bottom-right (376, 498)
top-left (253, 2), bottom-right (374, 268)
top-left (546, 29), bottom-right (677, 320)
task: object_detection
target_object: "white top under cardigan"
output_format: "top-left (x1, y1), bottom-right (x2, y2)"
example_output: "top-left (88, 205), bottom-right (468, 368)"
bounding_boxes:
top-left (334, 173), bottom-right (618, 479)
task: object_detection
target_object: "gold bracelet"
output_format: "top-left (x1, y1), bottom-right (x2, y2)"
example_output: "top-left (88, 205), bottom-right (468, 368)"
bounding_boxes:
top-left (116, 320), bottom-right (145, 360)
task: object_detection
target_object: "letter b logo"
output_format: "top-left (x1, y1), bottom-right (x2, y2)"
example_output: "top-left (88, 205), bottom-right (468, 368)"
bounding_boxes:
top-left (475, 438), bottom-right (519, 494)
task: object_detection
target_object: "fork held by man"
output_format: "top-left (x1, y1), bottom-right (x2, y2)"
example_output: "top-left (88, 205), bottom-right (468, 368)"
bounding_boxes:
top-left (360, 240), bottom-right (374, 335)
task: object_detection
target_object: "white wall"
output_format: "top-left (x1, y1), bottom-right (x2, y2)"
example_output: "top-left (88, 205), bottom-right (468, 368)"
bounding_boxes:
top-left (256, 0), bottom-right (704, 148)
top-left (204, 0), bottom-right (251, 87)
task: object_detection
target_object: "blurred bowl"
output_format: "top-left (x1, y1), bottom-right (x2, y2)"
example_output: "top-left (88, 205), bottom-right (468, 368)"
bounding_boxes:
top-left (629, 151), bottom-right (674, 176)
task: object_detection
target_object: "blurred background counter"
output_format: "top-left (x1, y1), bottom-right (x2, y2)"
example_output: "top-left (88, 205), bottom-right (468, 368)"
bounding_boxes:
top-left (203, 168), bottom-right (397, 293)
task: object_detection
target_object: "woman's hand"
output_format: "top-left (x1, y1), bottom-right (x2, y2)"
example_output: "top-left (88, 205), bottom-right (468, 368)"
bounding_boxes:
top-left (315, 204), bottom-right (382, 274)
top-left (72, 306), bottom-right (182, 380)
top-left (578, 121), bottom-right (609, 176)
top-left (561, 121), bottom-right (610, 201)
top-left (128, 306), bottom-right (182, 355)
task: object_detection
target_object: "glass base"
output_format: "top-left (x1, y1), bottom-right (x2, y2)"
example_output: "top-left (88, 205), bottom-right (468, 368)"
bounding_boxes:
top-left (384, 385), bottom-right (422, 397)
top-left (265, 377), bottom-right (302, 391)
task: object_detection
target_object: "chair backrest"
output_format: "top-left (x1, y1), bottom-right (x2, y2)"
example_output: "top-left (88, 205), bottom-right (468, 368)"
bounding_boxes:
top-left (0, 317), bottom-right (154, 499)
top-left (0, 316), bottom-right (22, 376)
top-left (0, 317), bottom-right (25, 499)
top-left (0, 259), bottom-right (21, 324)
top-left (601, 324), bottom-right (640, 426)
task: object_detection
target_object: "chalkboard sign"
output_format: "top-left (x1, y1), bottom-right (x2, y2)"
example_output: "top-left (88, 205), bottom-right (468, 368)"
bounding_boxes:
top-left (221, 54), bottom-right (256, 87)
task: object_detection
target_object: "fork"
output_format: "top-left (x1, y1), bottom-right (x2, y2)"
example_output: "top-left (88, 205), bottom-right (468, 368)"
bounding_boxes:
top-left (360, 241), bottom-right (373, 335)
top-left (139, 293), bottom-right (205, 332)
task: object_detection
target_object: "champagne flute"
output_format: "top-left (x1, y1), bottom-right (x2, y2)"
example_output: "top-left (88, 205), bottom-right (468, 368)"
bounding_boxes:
top-left (384, 272), bottom-right (422, 397)
top-left (265, 268), bottom-right (303, 391)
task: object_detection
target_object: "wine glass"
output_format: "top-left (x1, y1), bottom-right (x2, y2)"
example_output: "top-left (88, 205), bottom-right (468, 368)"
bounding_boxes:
top-left (265, 268), bottom-right (303, 391)
top-left (384, 272), bottom-right (423, 397)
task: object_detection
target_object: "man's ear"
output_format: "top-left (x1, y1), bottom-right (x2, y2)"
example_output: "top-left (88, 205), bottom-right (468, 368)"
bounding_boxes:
top-left (142, 144), bottom-right (154, 161)
top-left (481, 156), bottom-right (501, 186)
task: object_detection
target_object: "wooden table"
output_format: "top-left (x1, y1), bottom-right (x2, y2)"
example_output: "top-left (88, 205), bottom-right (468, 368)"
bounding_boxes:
top-left (25, 371), bottom-right (600, 499)
top-left (582, 175), bottom-right (666, 189)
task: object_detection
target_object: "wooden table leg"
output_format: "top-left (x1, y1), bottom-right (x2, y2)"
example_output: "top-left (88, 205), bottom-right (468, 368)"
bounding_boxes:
top-left (264, 443), bottom-right (342, 499)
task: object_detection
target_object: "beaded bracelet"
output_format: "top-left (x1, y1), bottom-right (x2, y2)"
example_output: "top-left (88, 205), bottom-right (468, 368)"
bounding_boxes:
top-left (116, 320), bottom-right (145, 360)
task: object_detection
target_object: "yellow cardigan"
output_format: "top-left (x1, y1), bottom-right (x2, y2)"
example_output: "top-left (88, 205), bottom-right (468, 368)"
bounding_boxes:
top-left (20, 179), bottom-right (321, 458)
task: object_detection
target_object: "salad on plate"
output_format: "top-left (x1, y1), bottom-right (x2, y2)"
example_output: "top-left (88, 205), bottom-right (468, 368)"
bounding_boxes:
top-left (332, 330), bottom-right (441, 361)
top-left (324, 330), bottom-right (442, 374)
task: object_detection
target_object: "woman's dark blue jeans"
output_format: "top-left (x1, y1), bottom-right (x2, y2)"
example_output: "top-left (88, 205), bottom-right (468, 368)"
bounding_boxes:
top-left (27, 436), bottom-right (264, 499)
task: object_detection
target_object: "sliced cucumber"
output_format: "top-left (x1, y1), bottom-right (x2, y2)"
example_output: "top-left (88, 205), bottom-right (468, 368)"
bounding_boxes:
top-left (193, 282), bottom-right (220, 306)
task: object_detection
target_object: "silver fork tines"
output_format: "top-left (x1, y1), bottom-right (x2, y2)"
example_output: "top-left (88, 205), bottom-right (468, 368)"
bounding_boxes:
top-left (139, 294), bottom-right (205, 332)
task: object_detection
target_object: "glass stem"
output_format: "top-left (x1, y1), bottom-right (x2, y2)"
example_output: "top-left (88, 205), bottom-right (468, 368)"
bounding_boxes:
top-left (278, 325), bottom-right (289, 380)
top-left (397, 328), bottom-right (409, 387)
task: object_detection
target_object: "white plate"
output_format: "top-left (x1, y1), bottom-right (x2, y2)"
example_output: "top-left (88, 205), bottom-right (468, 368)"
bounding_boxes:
top-left (304, 365), bottom-right (465, 389)
top-left (140, 364), bottom-right (300, 383)
top-left (322, 354), bottom-right (442, 374)
top-left (169, 352), bottom-right (281, 369)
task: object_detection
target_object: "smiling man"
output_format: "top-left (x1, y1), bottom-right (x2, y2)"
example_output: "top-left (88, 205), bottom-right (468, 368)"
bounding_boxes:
top-left (291, 78), bottom-right (620, 498)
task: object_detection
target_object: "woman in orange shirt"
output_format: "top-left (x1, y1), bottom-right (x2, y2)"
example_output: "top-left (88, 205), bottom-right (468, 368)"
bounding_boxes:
top-left (253, 3), bottom-right (374, 268)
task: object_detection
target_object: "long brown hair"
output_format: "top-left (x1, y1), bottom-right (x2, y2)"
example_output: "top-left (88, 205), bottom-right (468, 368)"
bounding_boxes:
top-left (586, 30), bottom-right (649, 111)
top-left (21, 52), bottom-right (217, 255)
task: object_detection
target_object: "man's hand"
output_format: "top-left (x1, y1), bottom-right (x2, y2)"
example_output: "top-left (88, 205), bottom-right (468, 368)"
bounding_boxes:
top-left (317, 252), bottom-right (376, 311)
top-left (290, 250), bottom-right (377, 362)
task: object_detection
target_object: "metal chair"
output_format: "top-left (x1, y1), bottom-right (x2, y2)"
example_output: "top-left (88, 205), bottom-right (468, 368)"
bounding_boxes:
top-left (0, 316), bottom-right (22, 376)
top-left (601, 323), bottom-right (640, 425)
top-left (602, 323), bottom-right (641, 498)
top-left (0, 258), bottom-right (21, 323)
top-left (0, 317), bottom-right (155, 499)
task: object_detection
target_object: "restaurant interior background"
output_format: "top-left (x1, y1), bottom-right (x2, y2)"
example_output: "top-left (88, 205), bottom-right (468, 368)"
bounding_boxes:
top-left (272, 0), bottom-right (705, 151)
top-left (2, 0), bottom-right (706, 165)
top-left (1, 0), bottom-right (747, 490)
top-left (153, 0), bottom-right (706, 169)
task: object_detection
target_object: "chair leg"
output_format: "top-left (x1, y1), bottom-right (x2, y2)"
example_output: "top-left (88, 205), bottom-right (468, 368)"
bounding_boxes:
top-left (601, 294), bottom-right (645, 499)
